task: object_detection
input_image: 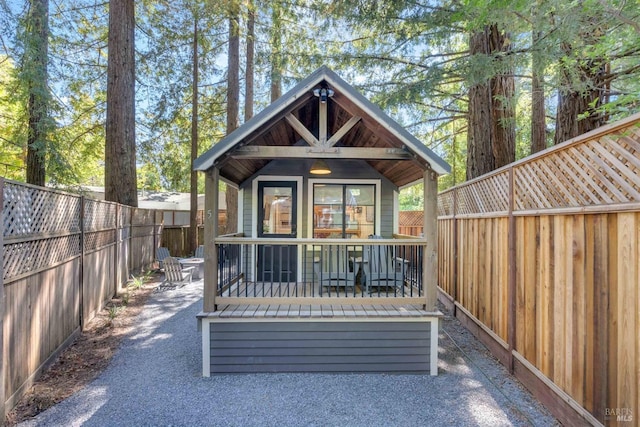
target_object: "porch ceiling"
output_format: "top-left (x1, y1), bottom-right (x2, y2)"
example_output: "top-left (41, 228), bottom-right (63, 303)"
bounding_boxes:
top-left (194, 66), bottom-right (450, 187)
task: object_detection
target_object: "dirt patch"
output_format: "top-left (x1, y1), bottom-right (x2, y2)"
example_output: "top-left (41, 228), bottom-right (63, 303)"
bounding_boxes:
top-left (4, 273), bottom-right (162, 426)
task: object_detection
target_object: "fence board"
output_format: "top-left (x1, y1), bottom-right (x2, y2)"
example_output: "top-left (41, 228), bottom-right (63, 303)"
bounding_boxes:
top-left (616, 213), bottom-right (637, 419)
top-left (0, 180), bottom-right (171, 418)
top-left (437, 114), bottom-right (640, 426)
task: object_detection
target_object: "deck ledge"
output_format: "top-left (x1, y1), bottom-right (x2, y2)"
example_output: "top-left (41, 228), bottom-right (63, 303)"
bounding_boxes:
top-left (197, 307), bottom-right (443, 321)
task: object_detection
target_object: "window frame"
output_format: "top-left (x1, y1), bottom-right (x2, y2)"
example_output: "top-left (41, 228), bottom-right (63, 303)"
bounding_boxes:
top-left (307, 178), bottom-right (381, 239)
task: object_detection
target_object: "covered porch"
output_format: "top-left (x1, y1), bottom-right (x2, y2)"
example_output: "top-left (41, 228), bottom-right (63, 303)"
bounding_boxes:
top-left (194, 66), bottom-right (450, 375)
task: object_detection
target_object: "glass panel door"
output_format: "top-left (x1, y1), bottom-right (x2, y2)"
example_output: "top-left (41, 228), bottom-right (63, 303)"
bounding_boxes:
top-left (257, 181), bottom-right (297, 282)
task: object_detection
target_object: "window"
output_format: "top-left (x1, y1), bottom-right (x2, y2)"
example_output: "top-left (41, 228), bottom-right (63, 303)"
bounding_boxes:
top-left (312, 183), bottom-right (375, 238)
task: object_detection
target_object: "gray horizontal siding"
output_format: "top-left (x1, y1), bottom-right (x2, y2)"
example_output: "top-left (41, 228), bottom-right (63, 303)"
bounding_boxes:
top-left (210, 320), bottom-right (431, 374)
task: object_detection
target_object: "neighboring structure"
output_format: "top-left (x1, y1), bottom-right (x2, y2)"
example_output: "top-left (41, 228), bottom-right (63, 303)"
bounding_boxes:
top-left (194, 66), bottom-right (450, 375)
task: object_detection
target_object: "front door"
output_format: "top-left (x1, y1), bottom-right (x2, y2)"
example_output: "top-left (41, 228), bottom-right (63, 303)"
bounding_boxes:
top-left (257, 181), bottom-right (297, 282)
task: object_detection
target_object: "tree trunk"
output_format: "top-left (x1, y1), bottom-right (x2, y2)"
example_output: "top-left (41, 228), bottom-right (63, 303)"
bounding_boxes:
top-left (489, 25), bottom-right (515, 169)
top-left (105, 0), bottom-right (137, 206)
top-left (466, 24), bottom-right (515, 179)
top-left (25, 0), bottom-right (50, 186)
top-left (270, 5), bottom-right (282, 102)
top-left (554, 38), bottom-right (607, 145)
top-left (467, 81), bottom-right (494, 179)
top-left (466, 28), bottom-right (495, 179)
top-left (244, 0), bottom-right (255, 121)
top-left (530, 28), bottom-right (547, 154)
top-left (225, 0), bottom-right (240, 234)
top-left (189, 18), bottom-right (199, 254)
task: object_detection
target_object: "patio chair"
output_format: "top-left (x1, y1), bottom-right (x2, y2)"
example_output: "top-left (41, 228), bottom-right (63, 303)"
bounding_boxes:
top-left (194, 245), bottom-right (204, 258)
top-left (313, 245), bottom-right (356, 291)
top-left (363, 236), bottom-right (408, 293)
top-left (156, 257), bottom-right (194, 291)
top-left (156, 247), bottom-right (171, 269)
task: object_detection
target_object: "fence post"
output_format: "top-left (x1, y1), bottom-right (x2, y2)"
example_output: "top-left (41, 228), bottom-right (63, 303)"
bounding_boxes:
top-left (128, 207), bottom-right (133, 275)
top-left (115, 203), bottom-right (121, 293)
top-left (507, 166), bottom-right (517, 374)
top-left (79, 196), bottom-right (85, 329)
top-left (153, 210), bottom-right (158, 262)
top-left (423, 169), bottom-right (438, 311)
top-left (452, 187), bottom-right (458, 316)
top-left (0, 177), bottom-right (5, 423)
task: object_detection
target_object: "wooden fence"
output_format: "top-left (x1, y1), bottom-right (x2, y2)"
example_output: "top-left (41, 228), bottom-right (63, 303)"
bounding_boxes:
top-left (161, 211), bottom-right (226, 257)
top-left (0, 179), bottom-right (162, 421)
top-left (437, 113), bottom-right (640, 426)
top-left (398, 210), bottom-right (424, 237)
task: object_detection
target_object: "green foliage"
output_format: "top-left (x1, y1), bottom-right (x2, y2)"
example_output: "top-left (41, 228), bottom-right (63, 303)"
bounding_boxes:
top-left (0, 56), bottom-right (27, 180)
top-left (3, 0), bottom-right (640, 190)
top-left (399, 184), bottom-right (424, 211)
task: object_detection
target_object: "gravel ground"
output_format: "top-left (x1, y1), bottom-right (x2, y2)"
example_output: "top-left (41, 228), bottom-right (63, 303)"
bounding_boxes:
top-left (21, 280), bottom-right (559, 427)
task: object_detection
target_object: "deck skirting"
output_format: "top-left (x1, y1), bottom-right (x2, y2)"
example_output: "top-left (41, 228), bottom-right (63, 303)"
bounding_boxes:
top-left (199, 305), bottom-right (440, 376)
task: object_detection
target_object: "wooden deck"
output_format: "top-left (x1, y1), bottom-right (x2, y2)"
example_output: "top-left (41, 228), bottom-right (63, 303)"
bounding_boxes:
top-left (208, 303), bottom-right (436, 319)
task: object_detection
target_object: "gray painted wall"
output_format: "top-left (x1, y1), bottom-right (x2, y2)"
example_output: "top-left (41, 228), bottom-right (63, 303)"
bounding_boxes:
top-left (209, 320), bottom-right (431, 374)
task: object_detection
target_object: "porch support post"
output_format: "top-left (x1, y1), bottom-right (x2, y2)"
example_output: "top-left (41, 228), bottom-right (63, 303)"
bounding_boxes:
top-left (423, 169), bottom-right (438, 311)
top-left (204, 168), bottom-right (219, 312)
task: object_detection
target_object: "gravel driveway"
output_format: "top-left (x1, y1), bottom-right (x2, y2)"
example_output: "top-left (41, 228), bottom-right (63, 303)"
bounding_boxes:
top-left (21, 280), bottom-right (558, 427)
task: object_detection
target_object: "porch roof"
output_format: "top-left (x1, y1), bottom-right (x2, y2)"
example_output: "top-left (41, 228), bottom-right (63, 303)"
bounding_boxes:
top-left (194, 66), bottom-right (450, 187)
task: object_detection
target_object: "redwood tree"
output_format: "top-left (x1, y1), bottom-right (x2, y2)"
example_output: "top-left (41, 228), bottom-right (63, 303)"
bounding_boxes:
top-left (189, 18), bottom-right (199, 254)
top-left (269, 4), bottom-right (283, 102)
top-left (554, 43), bottom-right (607, 145)
top-left (105, 0), bottom-right (137, 206)
top-left (245, 0), bottom-right (255, 121)
top-left (23, 0), bottom-right (51, 186)
top-left (530, 29), bottom-right (547, 154)
top-left (224, 0), bottom-right (240, 234)
top-left (466, 24), bottom-right (516, 179)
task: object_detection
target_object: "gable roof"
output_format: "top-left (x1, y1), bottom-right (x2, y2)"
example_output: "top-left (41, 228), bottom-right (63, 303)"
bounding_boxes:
top-left (194, 66), bottom-right (450, 186)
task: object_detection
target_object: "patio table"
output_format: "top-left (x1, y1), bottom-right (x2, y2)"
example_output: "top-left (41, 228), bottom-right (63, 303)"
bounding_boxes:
top-left (179, 257), bottom-right (204, 280)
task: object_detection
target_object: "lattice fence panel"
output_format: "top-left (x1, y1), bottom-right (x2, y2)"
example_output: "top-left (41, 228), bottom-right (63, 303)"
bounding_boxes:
top-left (132, 208), bottom-right (156, 226)
top-left (84, 199), bottom-right (116, 231)
top-left (514, 123), bottom-right (640, 210)
top-left (456, 171), bottom-right (510, 215)
top-left (3, 235), bottom-right (81, 281)
top-left (437, 190), bottom-right (454, 217)
top-left (119, 205), bottom-right (132, 228)
top-left (84, 230), bottom-right (117, 253)
top-left (118, 206), bottom-right (132, 241)
top-left (132, 225), bottom-right (155, 238)
top-left (3, 182), bottom-right (81, 238)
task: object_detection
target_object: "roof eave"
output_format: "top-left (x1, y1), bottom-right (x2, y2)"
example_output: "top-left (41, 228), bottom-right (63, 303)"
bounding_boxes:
top-left (322, 71), bottom-right (450, 176)
top-left (194, 66), bottom-right (451, 177)
top-left (194, 67), bottom-right (334, 172)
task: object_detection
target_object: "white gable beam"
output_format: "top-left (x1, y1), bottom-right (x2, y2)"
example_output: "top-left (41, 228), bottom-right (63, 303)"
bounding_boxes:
top-left (230, 146), bottom-right (413, 160)
top-left (285, 114), bottom-right (319, 146)
top-left (327, 115), bottom-right (361, 147)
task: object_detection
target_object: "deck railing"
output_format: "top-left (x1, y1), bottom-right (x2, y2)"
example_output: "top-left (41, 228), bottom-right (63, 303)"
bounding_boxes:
top-left (214, 235), bottom-right (425, 304)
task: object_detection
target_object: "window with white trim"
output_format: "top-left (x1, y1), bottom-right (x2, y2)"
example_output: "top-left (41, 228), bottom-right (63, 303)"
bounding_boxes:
top-left (312, 183), bottom-right (376, 238)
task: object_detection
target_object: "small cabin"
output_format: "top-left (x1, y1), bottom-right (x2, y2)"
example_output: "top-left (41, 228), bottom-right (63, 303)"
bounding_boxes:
top-left (194, 66), bottom-right (450, 375)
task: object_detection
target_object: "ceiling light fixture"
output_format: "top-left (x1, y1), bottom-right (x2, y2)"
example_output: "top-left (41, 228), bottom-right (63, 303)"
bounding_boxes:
top-left (310, 159), bottom-right (331, 175)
